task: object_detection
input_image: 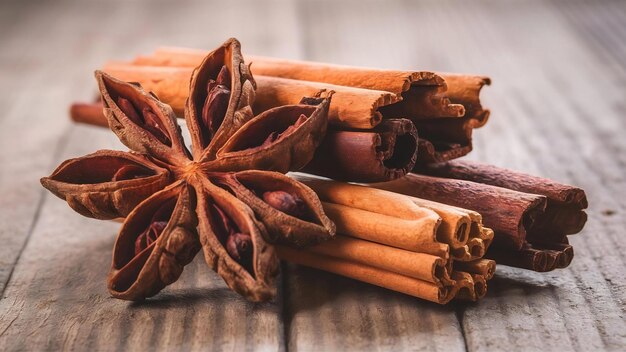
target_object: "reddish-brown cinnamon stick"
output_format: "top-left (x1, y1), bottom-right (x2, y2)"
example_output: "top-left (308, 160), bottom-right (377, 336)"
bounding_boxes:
top-left (418, 160), bottom-right (588, 242)
top-left (304, 119), bottom-right (418, 182)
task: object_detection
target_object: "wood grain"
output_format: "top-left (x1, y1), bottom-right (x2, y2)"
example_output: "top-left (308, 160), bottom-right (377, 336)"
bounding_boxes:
top-left (292, 0), bottom-right (626, 350)
top-left (1, 0), bottom-right (625, 351)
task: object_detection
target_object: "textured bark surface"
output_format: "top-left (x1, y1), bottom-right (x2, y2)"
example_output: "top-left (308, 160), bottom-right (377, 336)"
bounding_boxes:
top-left (1, 0), bottom-right (625, 351)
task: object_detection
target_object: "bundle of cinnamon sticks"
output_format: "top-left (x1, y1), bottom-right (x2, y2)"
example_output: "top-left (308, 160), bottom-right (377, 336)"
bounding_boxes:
top-left (69, 45), bottom-right (587, 303)
top-left (282, 176), bottom-right (495, 303)
top-left (75, 47), bottom-right (490, 182)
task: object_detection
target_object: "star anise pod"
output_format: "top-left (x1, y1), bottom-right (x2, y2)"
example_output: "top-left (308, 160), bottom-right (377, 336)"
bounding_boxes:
top-left (40, 38), bottom-right (335, 302)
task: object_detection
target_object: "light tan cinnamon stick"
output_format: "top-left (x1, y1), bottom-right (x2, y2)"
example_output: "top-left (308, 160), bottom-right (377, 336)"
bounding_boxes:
top-left (132, 48), bottom-right (466, 115)
top-left (320, 202), bottom-right (446, 257)
top-left (276, 246), bottom-right (453, 304)
top-left (102, 64), bottom-right (428, 129)
top-left (135, 47), bottom-right (489, 122)
top-left (297, 175), bottom-right (495, 261)
top-left (307, 235), bottom-right (451, 285)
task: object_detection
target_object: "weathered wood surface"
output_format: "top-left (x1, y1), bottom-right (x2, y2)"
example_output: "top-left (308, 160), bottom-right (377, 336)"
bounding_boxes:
top-left (1, 0), bottom-right (625, 351)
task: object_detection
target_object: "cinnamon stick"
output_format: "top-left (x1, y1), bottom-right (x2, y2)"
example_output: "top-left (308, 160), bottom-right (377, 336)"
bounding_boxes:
top-left (307, 235), bottom-right (450, 285)
top-left (454, 259), bottom-right (496, 280)
top-left (135, 47), bottom-right (489, 122)
top-left (102, 64), bottom-right (443, 129)
top-left (70, 101), bottom-right (107, 128)
top-left (320, 202), bottom-right (445, 257)
top-left (276, 246), bottom-right (452, 304)
top-left (303, 119), bottom-right (418, 182)
top-left (419, 160), bottom-right (588, 240)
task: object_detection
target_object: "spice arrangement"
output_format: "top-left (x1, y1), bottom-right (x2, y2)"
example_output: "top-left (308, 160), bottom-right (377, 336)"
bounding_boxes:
top-left (46, 38), bottom-right (588, 304)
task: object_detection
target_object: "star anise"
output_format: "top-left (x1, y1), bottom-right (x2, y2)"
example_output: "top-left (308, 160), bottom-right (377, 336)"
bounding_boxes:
top-left (40, 38), bottom-right (336, 302)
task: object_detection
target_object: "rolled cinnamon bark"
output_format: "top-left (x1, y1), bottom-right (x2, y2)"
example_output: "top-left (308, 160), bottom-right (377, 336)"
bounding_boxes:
top-left (135, 47), bottom-right (489, 122)
top-left (407, 196), bottom-right (493, 260)
top-left (109, 50), bottom-right (491, 164)
top-left (254, 75), bottom-right (401, 129)
top-left (320, 202), bottom-right (446, 257)
top-left (299, 177), bottom-right (457, 248)
top-left (307, 235), bottom-right (450, 285)
top-left (240, 56), bottom-right (486, 163)
top-left (276, 246), bottom-right (452, 304)
top-left (303, 119), bottom-right (418, 182)
top-left (419, 160), bottom-right (588, 241)
top-left (103, 64), bottom-right (423, 129)
top-left (454, 259), bottom-right (496, 280)
top-left (297, 175), bottom-right (495, 262)
top-left (131, 48), bottom-right (469, 119)
top-left (451, 271), bottom-right (485, 301)
top-left (244, 58), bottom-right (490, 165)
top-left (485, 241), bottom-right (574, 272)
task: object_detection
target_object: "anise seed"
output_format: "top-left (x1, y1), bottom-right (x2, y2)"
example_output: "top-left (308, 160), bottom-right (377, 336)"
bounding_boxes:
top-left (262, 191), bottom-right (307, 219)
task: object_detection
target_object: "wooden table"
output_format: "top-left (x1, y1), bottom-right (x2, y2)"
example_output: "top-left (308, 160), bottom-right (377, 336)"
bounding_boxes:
top-left (1, 0), bottom-right (624, 350)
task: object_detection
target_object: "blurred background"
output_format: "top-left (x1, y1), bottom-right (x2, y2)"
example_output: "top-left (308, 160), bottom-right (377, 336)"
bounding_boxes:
top-left (2, 0), bottom-right (624, 170)
top-left (1, 0), bottom-right (625, 350)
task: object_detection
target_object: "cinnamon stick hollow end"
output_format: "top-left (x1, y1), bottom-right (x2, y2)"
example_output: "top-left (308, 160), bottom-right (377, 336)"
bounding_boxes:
top-left (454, 259), bottom-right (496, 281)
top-left (303, 118), bottom-right (418, 182)
top-left (439, 74), bottom-right (492, 127)
top-left (404, 197), bottom-right (476, 250)
top-left (294, 178), bottom-right (448, 257)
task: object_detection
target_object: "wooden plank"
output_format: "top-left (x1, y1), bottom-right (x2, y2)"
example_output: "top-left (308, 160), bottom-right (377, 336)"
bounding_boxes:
top-left (292, 0), bottom-right (626, 351)
top-left (0, 0), bottom-right (302, 350)
top-left (431, 1), bottom-right (626, 350)
top-left (0, 0), bottom-right (116, 296)
top-left (282, 263), bottom-right (465, 352)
